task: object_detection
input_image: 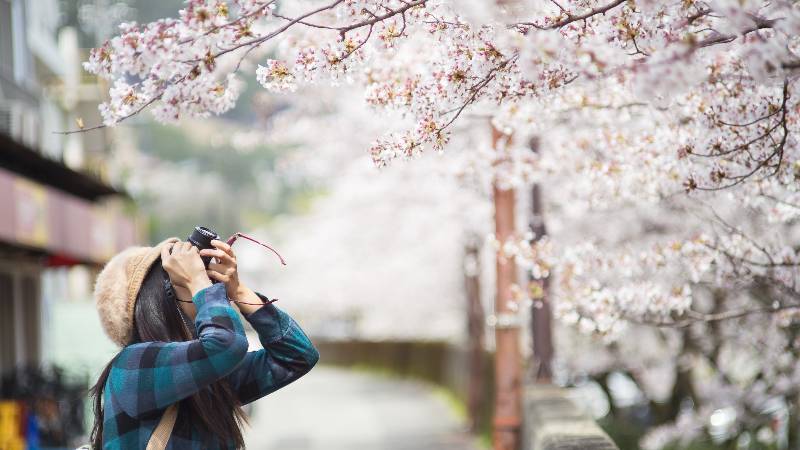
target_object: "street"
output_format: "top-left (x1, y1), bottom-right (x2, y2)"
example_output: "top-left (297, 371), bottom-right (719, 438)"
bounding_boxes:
top-left (243, 366), bottom-right (481, 450)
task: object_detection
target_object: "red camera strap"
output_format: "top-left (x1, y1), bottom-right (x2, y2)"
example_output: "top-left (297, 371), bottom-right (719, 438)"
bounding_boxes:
top-left (226, 232), bottom-right (287, 266)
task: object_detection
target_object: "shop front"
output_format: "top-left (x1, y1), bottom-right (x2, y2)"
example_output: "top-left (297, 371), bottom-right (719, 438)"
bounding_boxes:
top-left (0, 155), bottom-right (138, 448)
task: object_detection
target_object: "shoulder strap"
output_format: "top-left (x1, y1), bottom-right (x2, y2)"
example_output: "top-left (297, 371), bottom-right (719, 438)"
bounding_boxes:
top-left (146, 404), bottom-right (179, 450)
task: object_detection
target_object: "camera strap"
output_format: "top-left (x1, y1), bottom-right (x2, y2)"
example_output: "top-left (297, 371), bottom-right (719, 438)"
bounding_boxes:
top-left (226, 232), bottom-right (287, 266)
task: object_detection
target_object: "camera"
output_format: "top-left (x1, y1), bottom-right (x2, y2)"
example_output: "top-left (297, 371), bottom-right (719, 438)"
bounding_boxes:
top-left (187, 226), bottom-right (221, 269)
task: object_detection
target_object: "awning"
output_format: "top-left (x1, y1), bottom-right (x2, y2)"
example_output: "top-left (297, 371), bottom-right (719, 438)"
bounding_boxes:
top-left (0, 132), bottom-right (123, 201)
top-left (0, 166), bottom-right (138, 265)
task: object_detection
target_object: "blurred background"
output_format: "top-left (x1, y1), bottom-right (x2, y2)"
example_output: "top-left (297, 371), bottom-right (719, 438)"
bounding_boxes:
top-left (0, 1), bottom-right (774, 450)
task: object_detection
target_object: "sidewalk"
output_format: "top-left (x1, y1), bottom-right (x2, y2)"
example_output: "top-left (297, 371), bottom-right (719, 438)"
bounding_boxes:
top-left (243, 366), bottom-right (480, 450)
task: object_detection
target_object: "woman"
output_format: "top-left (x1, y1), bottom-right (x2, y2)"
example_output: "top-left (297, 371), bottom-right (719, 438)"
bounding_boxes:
top-left (89, 237), bottom-right (319, 449)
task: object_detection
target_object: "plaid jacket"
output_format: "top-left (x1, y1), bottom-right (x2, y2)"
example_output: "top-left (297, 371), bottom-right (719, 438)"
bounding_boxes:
top-left (101, 283), bottom-right (319, 449)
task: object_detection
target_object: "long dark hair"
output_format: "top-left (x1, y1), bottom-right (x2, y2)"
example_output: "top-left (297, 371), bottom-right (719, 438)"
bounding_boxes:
top-left (90, 260), bottom-right (247, 449)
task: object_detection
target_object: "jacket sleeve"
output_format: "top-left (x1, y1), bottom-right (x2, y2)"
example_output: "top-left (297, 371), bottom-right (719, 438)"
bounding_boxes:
top-left (225, 293), bottom-right (319, 405)
top-left (108, 283), bottom-right (249, 418)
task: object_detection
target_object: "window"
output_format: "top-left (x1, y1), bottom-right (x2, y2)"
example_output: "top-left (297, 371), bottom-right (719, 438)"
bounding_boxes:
top-left (0, 0), bottom-right (14, 77)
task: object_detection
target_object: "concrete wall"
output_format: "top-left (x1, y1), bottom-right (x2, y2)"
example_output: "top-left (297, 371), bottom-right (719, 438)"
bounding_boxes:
top-left (522, 385), bottom-right (618, 450)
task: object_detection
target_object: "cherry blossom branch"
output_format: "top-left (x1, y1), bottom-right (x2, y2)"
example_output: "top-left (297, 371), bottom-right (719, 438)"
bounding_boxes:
top-left (436, 56), bottom-right (518, 133)
top-left (684, 8), bottom-right (714, 25)
top-left (686, 304), bottom-right (799, 323)
top-left (696, 14), bottom-right (780, 48)
top-left (190, 1), bottom-right (278, 41)
top-left (713, 213), bottom-right (777, 265)
top-left (271, 0), bottom-right (424, 37)
top-left (690, 79), bottom-right (790, 191)
top-left (61, 0), bottom-right (429, 133)
top-left (211, 0), bottom-right (346, 59)
top-left (337, 0), bottom-right (424, 36)
top-left (758, 193), bottom-right (800, 211)
top-left (636, 303), bottom-right (800, 328)
top-left (55, 90), bottom-right (164, 135)
top-left (783, 60), bottom-right (800, 71)
top-left (514, 0), bottom-right (626, 30)
top-left (713, 106), bottom-right (781, 128)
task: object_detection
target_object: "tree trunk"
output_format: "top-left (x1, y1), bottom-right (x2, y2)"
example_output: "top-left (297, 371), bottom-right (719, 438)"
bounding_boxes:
top-left (492, 126), bottom-right (521, 450)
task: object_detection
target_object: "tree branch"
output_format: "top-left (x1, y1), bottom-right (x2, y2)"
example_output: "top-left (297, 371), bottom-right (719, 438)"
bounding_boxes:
top-left (514, 0), bottom-right (626, 30)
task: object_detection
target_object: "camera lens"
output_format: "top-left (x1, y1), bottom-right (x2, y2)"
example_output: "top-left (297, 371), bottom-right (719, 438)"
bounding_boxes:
top-left (188, 226), bottom-right (221, 268)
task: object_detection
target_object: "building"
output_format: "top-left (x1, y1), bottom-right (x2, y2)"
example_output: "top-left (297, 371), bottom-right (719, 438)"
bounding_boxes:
top-left (0, 0), bottom-right (139, 376)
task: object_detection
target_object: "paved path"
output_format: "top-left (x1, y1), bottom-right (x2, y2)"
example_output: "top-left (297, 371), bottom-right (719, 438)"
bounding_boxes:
top-left (243, 366), bottom-right (481, 450)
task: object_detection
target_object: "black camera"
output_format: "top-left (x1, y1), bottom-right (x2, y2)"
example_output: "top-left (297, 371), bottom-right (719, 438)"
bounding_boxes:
top-left (187, 226), bottom-right (221, 269)
top-left (163, 226), bottom-right (224, 304)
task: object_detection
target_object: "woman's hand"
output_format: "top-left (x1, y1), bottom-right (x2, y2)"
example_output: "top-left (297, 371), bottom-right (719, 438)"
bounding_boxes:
top-left (201, 240), bottom-right (264, 314)
top-left (200, 240), bottom-right (241, 299)
top-left (161, 241), bottom-right (211, 296)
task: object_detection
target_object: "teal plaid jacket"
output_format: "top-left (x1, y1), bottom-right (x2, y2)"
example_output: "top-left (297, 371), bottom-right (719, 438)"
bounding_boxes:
top-left (100, 283), bottom-right (319, 449)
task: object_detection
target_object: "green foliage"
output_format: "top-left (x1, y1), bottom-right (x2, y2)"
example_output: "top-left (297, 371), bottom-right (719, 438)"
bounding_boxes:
top-left (600, 416), bottom-right (647, 450)
top-left (287, 186), bottom-right (329, 214)
top-left (130, 0), bottom-right (184, 22)
top-left (130, 121), bottom-right (320, 242)
top-left (136, 123), bottom-right (281, 189)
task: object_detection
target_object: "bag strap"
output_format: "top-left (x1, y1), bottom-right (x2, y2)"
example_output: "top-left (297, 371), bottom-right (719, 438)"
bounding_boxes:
top-left (146, 404), bottom-right (179, 450)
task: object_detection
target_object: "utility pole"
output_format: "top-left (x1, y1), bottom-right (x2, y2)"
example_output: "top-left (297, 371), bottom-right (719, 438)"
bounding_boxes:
top-left (463, 235), bottom-right (485, 433)
top-left (491, 4), bottom-right (523, 445)
top-left (527, 136), bottom-right (554, 382)
top-left (491, 126), bottom-right (521, 450)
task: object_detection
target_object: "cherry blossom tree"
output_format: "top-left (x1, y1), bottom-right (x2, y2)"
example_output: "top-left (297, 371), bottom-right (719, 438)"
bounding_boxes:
top-left (230, 83), bottom-right (492, 341)
top-left (81, 0), bottom-right (800, 447)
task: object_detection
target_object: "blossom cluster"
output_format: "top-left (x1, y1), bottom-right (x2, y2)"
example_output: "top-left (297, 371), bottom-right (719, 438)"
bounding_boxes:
top-left (83, 0), bottom-right (270, 124)
top-left (89, 1), bottom-right (800, 446)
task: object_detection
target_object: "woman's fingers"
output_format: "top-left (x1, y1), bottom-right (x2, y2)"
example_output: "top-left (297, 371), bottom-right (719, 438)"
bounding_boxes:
top-left (210, 239), bottom-right (234, 256)
top-left (161, 241), bottom-right (174, 262)
top-left (208, 263), bottom-right (235, 275)
top-left (174, 241), bottom-right (186, 253)
top-left (199, 248), bottom-right (235, 265)
top-left (209, 240), bottom-right (236, 264)
top-left (171, 242), bottom-right (184, 254)
top-left (206, 269), bottom-right (230, 282)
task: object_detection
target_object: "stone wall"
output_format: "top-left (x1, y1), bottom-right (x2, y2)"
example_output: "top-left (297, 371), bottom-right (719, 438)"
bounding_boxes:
top-left (522, 385), bottom-right (618, 450)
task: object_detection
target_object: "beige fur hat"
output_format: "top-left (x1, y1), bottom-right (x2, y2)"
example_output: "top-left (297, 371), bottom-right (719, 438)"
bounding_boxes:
top-left (94, 237), bottom-right (179, 346)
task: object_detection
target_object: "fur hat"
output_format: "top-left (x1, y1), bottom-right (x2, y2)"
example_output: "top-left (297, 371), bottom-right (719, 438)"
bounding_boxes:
top-left (94, 237), bottom-right (179, 346)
